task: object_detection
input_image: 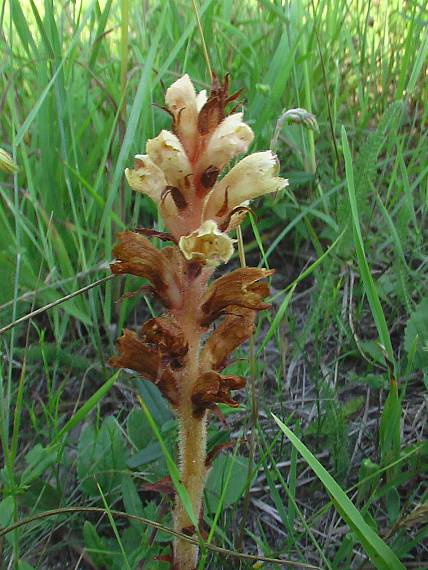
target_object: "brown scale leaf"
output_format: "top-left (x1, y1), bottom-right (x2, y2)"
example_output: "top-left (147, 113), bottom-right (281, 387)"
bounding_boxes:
top-left (197, 74), bottom-right (242, 136)
top-left (109, 329), bottom-right (179, 406)
top-left (110, 231), bottom-right (181, 308)
top-left (192, 371), bottom-right (246, 417)
top-left (201, 306), bottom-right (256, 372)
top-left (201, 267), bottom-right (273, 325)
top-left (134, 227), bottom-right (177, 244)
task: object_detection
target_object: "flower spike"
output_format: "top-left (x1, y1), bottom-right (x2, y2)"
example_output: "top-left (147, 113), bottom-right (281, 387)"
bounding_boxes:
top-left (111, 72), bottom-right (288, 570)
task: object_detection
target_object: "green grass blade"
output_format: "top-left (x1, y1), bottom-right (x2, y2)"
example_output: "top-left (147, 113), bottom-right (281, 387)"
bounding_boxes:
top-left (15, 0), bottom-right (98, 146)
top-left (341, 126), bottom-right (394, 363)
top-left (272, 414), bottom-right (405, 570)
top-left (53, 371), bottom-right (120, 444)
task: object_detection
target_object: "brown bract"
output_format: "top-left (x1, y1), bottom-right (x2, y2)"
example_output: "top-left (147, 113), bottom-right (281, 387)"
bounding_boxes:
top-left (191, 370), bottom-right (246, 417)
top-left (109, 329), bottom-right (179, 406)
top-left (201, 267), bottom-right (273, 325)
top-left (110, 231), bottom-right (182, 308)
top-left (197, 74), bottom-right (241, 136)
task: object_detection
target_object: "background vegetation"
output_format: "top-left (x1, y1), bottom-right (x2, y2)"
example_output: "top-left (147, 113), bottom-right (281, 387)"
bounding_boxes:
top-left (0, 0), bottom-right (427, 568)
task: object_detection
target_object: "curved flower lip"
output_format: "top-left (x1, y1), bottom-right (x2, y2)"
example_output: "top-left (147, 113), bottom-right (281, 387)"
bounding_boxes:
top-left (202, 150), bottom-right (289, 227)
top-left (165, 75), bottom-right (196, 115)
top-left (178, 220), bottom-right (235, 266)
top-left (146, 130), bottom-right (192, 190)
top-left (197, 113), bottom-right (254, 173)
top-left (125, 154), bottom-right (167, 205)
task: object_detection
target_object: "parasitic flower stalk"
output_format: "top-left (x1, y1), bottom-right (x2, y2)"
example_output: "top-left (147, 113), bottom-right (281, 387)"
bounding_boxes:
top-left (110, 73), bottom-right (288, 569)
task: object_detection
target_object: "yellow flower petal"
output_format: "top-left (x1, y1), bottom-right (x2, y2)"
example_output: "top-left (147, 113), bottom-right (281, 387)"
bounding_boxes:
top-left (165, 74), bottom-right (206, 147)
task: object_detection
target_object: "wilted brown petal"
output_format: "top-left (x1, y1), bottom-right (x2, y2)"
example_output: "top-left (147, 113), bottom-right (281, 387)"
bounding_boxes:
top-left (142, 476), bottom-right (174, 495)
top-left (141, 314), bottom-right (188, 368)
top-left (201, 267), bottom-right (273, 325)
top-left (110, 232), bottom-right (182, 308)
top-left (134, 228), bottom-right (177, 244)
top-left (191, 371), bottom-right (246, 417)
top-left (109, 329), bottom-right (179, 406)
top-left (201, 306), bottom-right (256, 371)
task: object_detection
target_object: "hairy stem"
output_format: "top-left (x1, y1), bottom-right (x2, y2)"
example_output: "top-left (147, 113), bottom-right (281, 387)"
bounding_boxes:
top-left (173, 408), bottom-right (207, 570)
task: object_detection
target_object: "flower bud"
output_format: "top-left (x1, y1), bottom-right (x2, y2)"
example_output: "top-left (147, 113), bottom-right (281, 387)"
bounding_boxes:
top-left (0, 148), bottom-right (18, 174)
top-left (165, 74), bottom-right (207, 149)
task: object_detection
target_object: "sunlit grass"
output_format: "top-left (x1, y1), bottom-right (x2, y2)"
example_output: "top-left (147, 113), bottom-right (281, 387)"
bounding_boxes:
top-left (0, 0), bottom-right (427, 568)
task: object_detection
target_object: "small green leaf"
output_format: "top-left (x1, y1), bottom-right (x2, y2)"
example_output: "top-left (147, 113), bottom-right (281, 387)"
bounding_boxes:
top-left (127, 441), bottom-right (163, 468)
top-left (77, 416), bottom-right (128, 497)
top-left (136, 380), bottom-right (172, 426)
top-left (0, 496), bottom-right (14, 528)
top-left (404, 298), bottom-right (428, 370)
top-left (83, 521), bottom-right (112, 568)
top-left (127, 408), bottom-right (154, 449)
top-left (205, 454), bottom-right (249, 514)
top-left (21, 444), bottom-right (57, 485)
top-left (121, 477), bottom-right (144, 519)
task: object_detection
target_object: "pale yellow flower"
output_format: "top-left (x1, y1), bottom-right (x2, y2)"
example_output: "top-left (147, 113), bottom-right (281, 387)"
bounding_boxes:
top-left (179, 220), bottom-right (235, 266)
top-left (203, 151), bottom-right (288, 225)
top-left (198, 113), bottom-right (254, 172)
top-left (146, 130), bottom-right (192, 191)
top-left (165, 74), bottom-right (207, 144)
top-left (125, 155), bottom-right (166, 204)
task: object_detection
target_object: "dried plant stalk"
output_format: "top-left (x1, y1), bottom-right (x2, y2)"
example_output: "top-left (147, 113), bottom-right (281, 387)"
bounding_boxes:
top-left (110, 74), bottom-right (288, 570)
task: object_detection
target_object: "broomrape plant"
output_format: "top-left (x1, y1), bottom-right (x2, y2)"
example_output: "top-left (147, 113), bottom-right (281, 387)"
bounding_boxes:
top-left (110, 74), bottom-right (288, 570)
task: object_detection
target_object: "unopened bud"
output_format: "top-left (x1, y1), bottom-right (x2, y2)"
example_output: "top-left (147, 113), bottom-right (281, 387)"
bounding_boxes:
top-left (282, 108), bottom-right (319, 131)
top-left (0, 148), bottom-right (18, 174)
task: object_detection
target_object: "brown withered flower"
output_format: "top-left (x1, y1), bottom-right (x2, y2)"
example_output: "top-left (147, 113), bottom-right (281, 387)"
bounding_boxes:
top-left (110, 73), bottom-right (288, 570)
